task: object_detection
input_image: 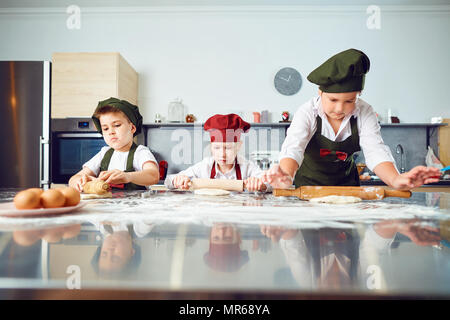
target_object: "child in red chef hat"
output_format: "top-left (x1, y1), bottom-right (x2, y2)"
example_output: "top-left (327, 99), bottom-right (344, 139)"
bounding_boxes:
top-left (165, 113), bottom-right (268, 192)
top-left (203, 223), bottom-right (249, 273)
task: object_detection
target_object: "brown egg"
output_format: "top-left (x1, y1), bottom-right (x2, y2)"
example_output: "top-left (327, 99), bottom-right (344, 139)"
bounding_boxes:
top-left (13, 190), bottom-right (41, 210)
top-left (28, 188), bottom-right (44, 196)
top-left (40, 189), bottom-right (66, 208)
top-left (59, 187), bottom-right (80, 207)
top-left (13, 230), bottom-right (42, 246)
top-left (42, 227), bottom-right (64, 243)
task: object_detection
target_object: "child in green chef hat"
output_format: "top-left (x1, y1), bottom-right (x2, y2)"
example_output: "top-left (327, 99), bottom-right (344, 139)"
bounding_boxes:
top-left (262, 49), bottom-right (440, 190)
top-left (69, 97), bottom-right (160, 191)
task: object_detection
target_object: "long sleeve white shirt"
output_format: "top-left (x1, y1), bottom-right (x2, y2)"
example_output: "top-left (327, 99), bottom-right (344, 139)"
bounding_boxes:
top-left (279, 96), bottom-right (396, 172)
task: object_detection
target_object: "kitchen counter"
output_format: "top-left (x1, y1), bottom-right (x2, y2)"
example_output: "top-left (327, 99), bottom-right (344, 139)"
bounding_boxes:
top-left (0, 188), bottom-right (449, 299)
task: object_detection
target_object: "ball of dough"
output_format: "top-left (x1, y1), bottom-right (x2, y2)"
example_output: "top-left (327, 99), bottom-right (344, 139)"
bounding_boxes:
top-left (59, 187), bottom-right (80, 207)
top-left (40, 189), bottom-right (66, 208)
top-left (194, 188), bottom-right (230, 196)
top-left (14, 190), bottom-right (41, 210)
top-left (80, 192), bottom-right (112, 200)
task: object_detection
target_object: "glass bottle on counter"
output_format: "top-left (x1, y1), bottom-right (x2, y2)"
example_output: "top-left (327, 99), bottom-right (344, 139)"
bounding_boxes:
top-left (168, 98), bottom-right (185, 123)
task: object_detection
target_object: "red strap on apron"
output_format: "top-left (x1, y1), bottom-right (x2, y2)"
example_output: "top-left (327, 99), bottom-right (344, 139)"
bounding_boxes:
top-left (210, 159), bottom-right (242, 180)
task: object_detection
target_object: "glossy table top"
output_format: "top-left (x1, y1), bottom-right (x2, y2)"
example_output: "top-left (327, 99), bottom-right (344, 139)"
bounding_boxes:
top-left (0, 188), bottom-right (449, 299)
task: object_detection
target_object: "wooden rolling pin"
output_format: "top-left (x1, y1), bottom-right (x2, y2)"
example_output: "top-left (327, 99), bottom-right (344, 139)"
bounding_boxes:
top-left (273, 186), bottom-right (412, 200)
top-left (83, 180), bottom-right (111, 195)
top-left (189, 178), bottom-right (244, 192)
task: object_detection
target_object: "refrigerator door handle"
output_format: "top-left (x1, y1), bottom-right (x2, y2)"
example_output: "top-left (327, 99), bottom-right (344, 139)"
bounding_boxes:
top-left (40, 136), bottom-right (50, 188)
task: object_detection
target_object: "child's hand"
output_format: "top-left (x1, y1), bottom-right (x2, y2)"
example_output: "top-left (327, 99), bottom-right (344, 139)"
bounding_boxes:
top-left (98, 169), bottom-right (131, 185)
top-left (173, 175), bottom-right (191, 190)
top-left (244, 177), bottom-right (266, 192)
top-left (260, 225), bottom-right (298, 242)
top-left (261, 164), bottom-right (293, 189)
top-left (395, 219), bottom-right (441, 246)
top-left (391, 166), bottom-right (441, 189)
top-left (70, 174), bottom-right (94, 192)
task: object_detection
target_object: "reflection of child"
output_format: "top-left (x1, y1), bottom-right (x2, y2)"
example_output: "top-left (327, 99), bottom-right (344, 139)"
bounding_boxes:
top-left (69, 98), bottom-right (159, 192)
top-left (90, 223), bottom-right (151, 276)
top-left (165, 114), bottom-right (268, 192)
top-left (276, 228), bottom-right (361, 289)
top-left (203, 223), bottom-right (249, 272)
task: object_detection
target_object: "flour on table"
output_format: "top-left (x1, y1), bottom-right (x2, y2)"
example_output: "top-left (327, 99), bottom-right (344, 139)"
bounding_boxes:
top-left (309, 195), bottom-right (362, 204)
top-left (194, 189), bottom-right (230, 196)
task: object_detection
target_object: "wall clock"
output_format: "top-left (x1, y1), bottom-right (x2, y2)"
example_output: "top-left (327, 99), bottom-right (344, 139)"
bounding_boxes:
top-left (274, 67), bottom-right (302, 96)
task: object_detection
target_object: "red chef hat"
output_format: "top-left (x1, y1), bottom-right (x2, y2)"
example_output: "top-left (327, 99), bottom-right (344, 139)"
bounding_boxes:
top-left (204, 114), bottom-right (250, 142)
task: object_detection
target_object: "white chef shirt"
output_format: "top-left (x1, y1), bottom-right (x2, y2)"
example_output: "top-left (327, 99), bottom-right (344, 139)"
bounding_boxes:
top-left (83, 145), bottom-right (158, 177)
top-left (164, 156), bottom-right (264, 189)
top-left (279, 96), bottom-right (396, 172)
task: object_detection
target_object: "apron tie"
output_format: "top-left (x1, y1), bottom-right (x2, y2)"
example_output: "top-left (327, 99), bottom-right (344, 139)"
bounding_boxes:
top-left (320, 149), bottom-right (348, 161)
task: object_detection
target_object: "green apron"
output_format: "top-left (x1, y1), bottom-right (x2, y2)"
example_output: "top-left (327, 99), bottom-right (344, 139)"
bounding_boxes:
top-left (100, 142), bottom-right (147, 190)
top-left (302, 228), bottom-right (360, 287)
top-left (294, 116), bottom-right (361, 187)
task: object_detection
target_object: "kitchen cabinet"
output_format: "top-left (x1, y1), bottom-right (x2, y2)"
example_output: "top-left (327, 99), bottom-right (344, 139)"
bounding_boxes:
top-left (51, 52), bottom-right (138, 118)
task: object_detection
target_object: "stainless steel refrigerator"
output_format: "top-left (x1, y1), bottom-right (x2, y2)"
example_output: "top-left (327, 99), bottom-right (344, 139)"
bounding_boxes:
top-left (0, 61), bottom-right (51, 189)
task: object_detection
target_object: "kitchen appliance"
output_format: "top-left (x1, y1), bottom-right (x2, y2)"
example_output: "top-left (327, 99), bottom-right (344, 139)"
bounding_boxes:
top-left (51, 118), bottom-right (106, 184)
top-left (0, 61), bottom-right (51, 188)
top-left (250, 150), bottom-right (280, 170)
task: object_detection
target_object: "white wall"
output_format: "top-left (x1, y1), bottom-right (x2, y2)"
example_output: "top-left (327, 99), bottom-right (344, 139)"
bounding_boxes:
top-left (0, 5), bottom-right (449, 124)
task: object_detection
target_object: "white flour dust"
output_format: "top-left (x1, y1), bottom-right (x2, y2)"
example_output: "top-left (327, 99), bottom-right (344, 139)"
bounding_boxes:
top-left (0, 191), bottom-right (449, 230)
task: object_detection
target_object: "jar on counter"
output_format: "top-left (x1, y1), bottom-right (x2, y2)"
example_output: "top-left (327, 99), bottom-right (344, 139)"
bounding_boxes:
top-left (168, 98), bottom-right (185, 123)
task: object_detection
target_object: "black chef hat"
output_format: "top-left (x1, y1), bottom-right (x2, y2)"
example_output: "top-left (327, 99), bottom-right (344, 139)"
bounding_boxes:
top-left (307, 48), bottom-right (370, 93)
top-left (92, 97), bottom-right (143, 136)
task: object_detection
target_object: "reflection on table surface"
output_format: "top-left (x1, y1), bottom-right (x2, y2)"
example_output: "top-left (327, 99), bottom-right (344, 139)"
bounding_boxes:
top-left (0, 189), bottom-right (449, 298)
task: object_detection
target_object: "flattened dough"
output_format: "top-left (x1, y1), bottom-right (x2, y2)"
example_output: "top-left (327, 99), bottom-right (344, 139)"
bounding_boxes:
top-left (309, 195), bottom-right (362, 204)
top-left (194, 188), bottom-right (230, 196)
top-left (150, 185), bottom-right (169, 191)
top-left (81, 192), bottom-right (112, 200)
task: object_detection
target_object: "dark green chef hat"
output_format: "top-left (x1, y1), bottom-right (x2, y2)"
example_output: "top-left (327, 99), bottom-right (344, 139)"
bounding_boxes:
top-left (92, 97), bottom-right (143, 136)
top-left (307, 48), bottom-right (370, 93)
